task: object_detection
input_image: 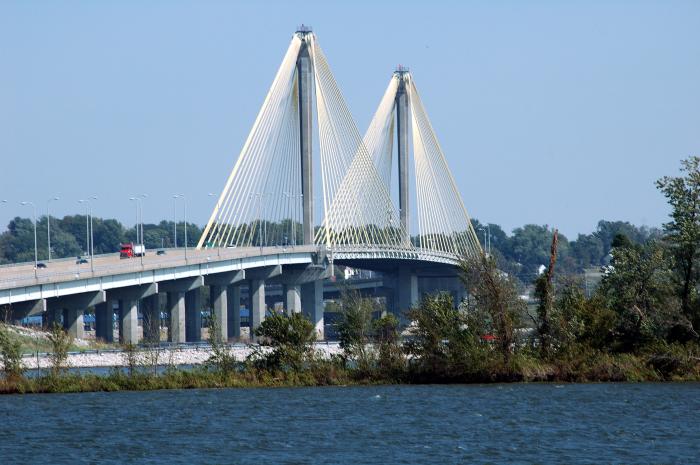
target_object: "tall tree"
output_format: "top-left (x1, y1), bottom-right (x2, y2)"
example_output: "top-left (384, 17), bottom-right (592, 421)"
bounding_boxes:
top-left (656, 156), bottom-right (700, 328)
top-left (533, 229), bottom-right (558, 357)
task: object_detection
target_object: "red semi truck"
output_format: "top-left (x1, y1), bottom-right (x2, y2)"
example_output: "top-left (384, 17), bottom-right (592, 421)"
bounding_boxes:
top-left (120, 243), bottom-right (146, 258)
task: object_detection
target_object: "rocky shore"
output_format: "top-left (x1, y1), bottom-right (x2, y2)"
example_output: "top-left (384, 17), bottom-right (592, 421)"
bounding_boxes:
top-left (19, 342), bottom-right (343, 370)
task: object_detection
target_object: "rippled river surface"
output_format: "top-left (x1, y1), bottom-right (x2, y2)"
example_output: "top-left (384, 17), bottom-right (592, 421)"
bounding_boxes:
top-left (1, 383), bottom-right (699, 464)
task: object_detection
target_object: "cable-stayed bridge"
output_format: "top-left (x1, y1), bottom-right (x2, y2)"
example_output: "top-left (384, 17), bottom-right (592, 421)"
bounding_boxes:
top-left (198, 28), bottom-right (480, 261)
top-left (0, 28), bottom-right (480, 343)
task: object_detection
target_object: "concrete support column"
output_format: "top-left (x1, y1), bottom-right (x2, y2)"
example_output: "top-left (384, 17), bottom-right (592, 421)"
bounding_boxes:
top-left (227, 285), bottom-right (241, 340)
top-left (210, 285), bottom-right (228, 342)
top-left (119, 299), bottom-right (139, 345)
top-left (142, 294), bottom-right (161, 343)
top-left (249, 279), bottom-right (266, 338)
top-left (301, 280), bottom-right (324, 340)
top-left (284, 284), bottom-right (302, 315)
top-left (62, 308), bottom-right (84, 340)
top-left (397, 268), bottom-right (419, 317)
top-left (43, 308), bottom-right (59, 329)
top-left (167, 291), bottom-right (186, 343)
top-left (94, 301), bottom-right (114, 342)
top-left (185, 289), bottom-right (202, 342)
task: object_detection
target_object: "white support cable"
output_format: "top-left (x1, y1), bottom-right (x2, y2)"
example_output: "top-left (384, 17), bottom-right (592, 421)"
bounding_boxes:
top-left (406, 75), bottom-right (481, 257)
top-left (311, 41), bottom-right (410, 251)
top-left (198, 36), bottom-right (302, 249)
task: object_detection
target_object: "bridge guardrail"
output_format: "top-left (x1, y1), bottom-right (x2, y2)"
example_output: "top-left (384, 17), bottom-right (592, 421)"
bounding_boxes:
top-left (1, 244), bottom-right (461, 294)
top-left (0, 245), bottom-right (319, 291)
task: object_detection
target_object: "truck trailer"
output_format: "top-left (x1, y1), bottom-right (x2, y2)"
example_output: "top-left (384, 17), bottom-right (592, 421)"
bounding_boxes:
top-left (120, 243), bottom-right (145, 258)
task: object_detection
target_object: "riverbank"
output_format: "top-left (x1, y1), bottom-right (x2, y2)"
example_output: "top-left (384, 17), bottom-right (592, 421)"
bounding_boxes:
top-left (2, 346), bottom-right (699, 395)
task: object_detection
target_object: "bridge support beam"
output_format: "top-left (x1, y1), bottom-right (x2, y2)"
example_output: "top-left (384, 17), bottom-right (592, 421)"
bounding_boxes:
top-left (107, 284), bottom-right (157, 345)
top-left (142, 294), bottom-right (161, 343)
top-left (119, 299), bottom-right (139, 345)
top-left (167, 292), bottom-right (186, 343)
top-left (160, 277), bottom-right (203, 344)
top-left (185, 289), bottom-right (202, 342)
top-left (95, 301), bottom-right (114, 343)
top-left (210, 285), bottom-right (228, 343)
top-left (248, 279), bottom-right (265, 339)
top-left (46, 291), bottom-right (105, 340)
top-left (63, 308), bottom-right (84, 340)
top-left (7, 299), bottom-right (45, 322)
top-left (204, 270), bottom-right (245, 342)
top-left (396, 268), bottom-right (419, 317)
top-left (245, 266), bottom-right (281, 337)
top-left (284, 285), bottom-right (301, 315)
top-left (227, 285), bottom-right (241, 340)
top-left (43, 308), bottom-right (60, 329)
top-left (301, 280), bottom-right (324, 340)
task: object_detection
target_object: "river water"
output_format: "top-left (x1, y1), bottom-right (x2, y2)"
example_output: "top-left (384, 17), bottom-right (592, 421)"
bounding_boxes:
top-left (1, 383), bottom-right (698, 464)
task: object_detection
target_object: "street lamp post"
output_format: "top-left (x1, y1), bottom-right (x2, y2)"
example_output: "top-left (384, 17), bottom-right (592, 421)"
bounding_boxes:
top-left (249, 193), bottom-right (264, 253)
top-left (174, 194), bottom-right (188, 260)
top-left (79, 197), bottom-right (97, 271)
top-left (20, 201), bottom-right (38, 276)
top-left (46, 196), bottom-right (59, 261)
top-left (129, 194), bottom-right (147, 266)
top-left (79, 200), bottom-right (89, 256)
top-left (172, 196), bottom-right (177, 248)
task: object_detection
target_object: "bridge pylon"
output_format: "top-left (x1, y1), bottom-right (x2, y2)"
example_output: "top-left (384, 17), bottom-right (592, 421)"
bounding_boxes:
top-left (296, 27), bottom-right (314, 245)
top-left (197, 28), bottom-right (410, 253)
top-left (395, 66), bottom-right (410, 236)
top-left (363, 68), bottom-right (482, 258)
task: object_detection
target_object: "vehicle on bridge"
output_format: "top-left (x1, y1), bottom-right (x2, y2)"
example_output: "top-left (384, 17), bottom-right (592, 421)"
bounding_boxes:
top-left (120, 243), bottom-right (145, 258)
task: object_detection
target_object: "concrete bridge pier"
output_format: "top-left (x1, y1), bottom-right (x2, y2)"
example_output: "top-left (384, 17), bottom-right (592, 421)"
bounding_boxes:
top-left (185, 289), bottom-right (202, 343)
top-left (284, 285), bottom-right (301, 315)
top-left (107, 284), bottom-right (157, 345)
top-left (142, 294), bottom-right (161, 343)
top-left (7, 299), bottom-right (44, 326)
top-left (47, 291), bottom-right (105, 340)
top-left (159, 277), bottom-right (203, 344)
top-left (204, 270), bottom-right (245, 342)
top-left (209, 285), bottom-right (227, 341)
top-left (396, 268), bottom-right (419, 317)
top-left (94, 301), bottom-right (114, 342)
top-left (246, 266), bottom-right (282, 339)
top-left (62, 308), bottom-right (85, 340)
top-left (119, 300), bottom-right (139, 345)
top-left (301, 280), bottom-right (324, 339)
top-left (42, 308), bottom-right (60, 329)
top-left (166, 292), bottom-right (186, 343)
top-left (227, 285), bottom-right (241, 340)
top-left (248, 279), bottom-right (265, 339)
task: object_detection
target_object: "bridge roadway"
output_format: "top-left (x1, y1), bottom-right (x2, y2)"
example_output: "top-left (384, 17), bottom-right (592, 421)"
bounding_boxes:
top-left (0, 245), bottom-right (465, 344)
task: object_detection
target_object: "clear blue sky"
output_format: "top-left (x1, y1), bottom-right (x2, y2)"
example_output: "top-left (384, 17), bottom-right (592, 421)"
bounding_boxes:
top-left (1, 0), bottom-right (698, 239)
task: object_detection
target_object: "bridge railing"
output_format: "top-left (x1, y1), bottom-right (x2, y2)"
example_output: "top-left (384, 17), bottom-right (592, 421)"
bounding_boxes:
top-left (0, 245), bottom-right (319, 291)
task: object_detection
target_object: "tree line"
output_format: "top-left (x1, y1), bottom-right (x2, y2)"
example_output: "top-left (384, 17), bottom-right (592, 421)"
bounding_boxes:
top-left (470, 218), bottom-right (660, 283)
top-left (0, 217), bottom-right (202, 264)
top-left (1, 214), bottom-right (657, 278)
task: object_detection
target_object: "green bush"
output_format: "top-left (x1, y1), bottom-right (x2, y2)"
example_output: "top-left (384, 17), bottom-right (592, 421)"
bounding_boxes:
top-left (253, 311), bottom-right (316, 372)
top-left (0, 323), bottom-right (25, 381)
